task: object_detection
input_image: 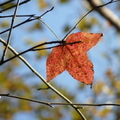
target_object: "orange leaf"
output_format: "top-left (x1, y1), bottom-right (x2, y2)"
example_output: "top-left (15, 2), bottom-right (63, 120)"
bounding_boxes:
top-left (46, 32), bottom-right (103, 85)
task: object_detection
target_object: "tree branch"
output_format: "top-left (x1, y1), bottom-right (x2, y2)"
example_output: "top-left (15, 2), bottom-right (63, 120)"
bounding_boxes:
top-left (63, 0), bottom-right (120, 41)
top-left (1, 0), bottom-right (20, 62)
top-left (0, 93), bottom-right (53, 108)
top-left (0, 0), bottom-right (30, 13)
top-left (0, 7), bottom-right (54, 35)
top-left (87, 0), bottom-right (120, 31)
top-left (1, 93), bottom-right (120, 109)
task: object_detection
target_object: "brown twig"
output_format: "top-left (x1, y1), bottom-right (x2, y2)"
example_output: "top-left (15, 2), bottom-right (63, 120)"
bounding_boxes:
top-left (0, 93), bottom-right (53, 108)
top-left (0, 7), bottom-right (54, 35)
top-left (0, 0), bottom-right (30, 13)
top-left (0, 93), bottom-right (120, 108)
top-left (0, 0), bottom-right (20, 62)
top-left (0, 39), bottom-right (82, 65)
top-left (87, 0), bottom-right (120, 30)
top-left (0, 0), bottom-right (15, 7)
top-left (0, 14), bottom-right (36, 18)
top-left (62, 0), bottom-right (120, 41)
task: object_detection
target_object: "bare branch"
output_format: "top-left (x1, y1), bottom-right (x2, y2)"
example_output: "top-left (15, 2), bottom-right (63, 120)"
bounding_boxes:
top-left (87, 0), bottom-right (120, 31)
top-left (0, 39), bottom-right (83, 65)
top-left (0, 40), bottom-right (63, 65)
top-left (0, 7), bottom-right (54, 35)
top-left (38, 18), bottom-right (60, 40)
top-left (51, 102), bottom-right (120, 107)
top-left (1, 93), bottom-right (120, 109)
top-left (0, 93), bottom-right (53, 108)
top-left (0, 14), bottom-right (36, 18)
top-left (0, 0), bottom-right (15, 7)
top-left (62, 0), bottom-right (120, 41)
top-left (1, 0), bottom-right (20, 62)
top-left (0, 0), bottom-right (30, 13)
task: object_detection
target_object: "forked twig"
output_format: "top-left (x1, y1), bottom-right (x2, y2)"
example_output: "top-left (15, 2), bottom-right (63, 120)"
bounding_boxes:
top-left (0, 0), bottom-right (30, 13)
top-left (0, 93), bottom-right (53, 108)
top-left (1, 0), bottom-right (20, 62)
top-left (62, 0), bottom-right (119, 41)
top-left (0, 93), bottom-right (120, 108)
top-left (0, 7), bottom-right (54, 35)
top-left (0, 40), bottom-right (83, 65)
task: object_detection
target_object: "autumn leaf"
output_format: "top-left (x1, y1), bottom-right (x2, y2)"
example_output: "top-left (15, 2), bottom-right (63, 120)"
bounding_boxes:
top-left (46, 32), bottom-right (103, 85)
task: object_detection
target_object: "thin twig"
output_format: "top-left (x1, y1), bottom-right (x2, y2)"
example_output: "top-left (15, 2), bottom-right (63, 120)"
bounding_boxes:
top-left (0, 0), bottom-right (30, 13)
top-left (1, 0), bottom-right (20, 62)
top-left (0, 40), bottom-right (83, 65)
top-left (0, 93), bottom-right (53, 108)
top-left (0, 0), bottom-right (15, 7)
top-left (0, 17), bottom-right (35, 35)
top-left (0, 40), bottom-right (63, 65)
top-left (0, 38), bottom-right (86, 120)
top-left (0, 93), bottom-right (120, 108)
top-left (33, 41), bottom-right (82, 51)
top-left (51, 103), bottom-right (120, 107)
top-left (37, 18), bottom-right (60, 40)
top-left (0, 14), bottom-right (35, 18)
top-left (87, 0), bottom-right (120, 30)
top-left (0, 7), bottom-right (54, 35)
top-left (62, 0), bottom-right (119, 41)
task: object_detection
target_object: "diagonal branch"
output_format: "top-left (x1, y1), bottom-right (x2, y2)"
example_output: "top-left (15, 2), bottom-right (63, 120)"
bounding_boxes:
top-left (0, 38), bottom-right (86, 120)
top-left (0, 7), bottom-right (54, 35)
top-left (0, 40), bottom-right (63, 65)
top-left (1, 0), bottom-right (20, 62)
top-left (87, 0), bottom-right (120, 31)
top-left (0, 0), bottom-right (30, 13)
top-left (62, 0), bottom-right (120, 41)
top-left (0, 0), bottom-right (15, 7)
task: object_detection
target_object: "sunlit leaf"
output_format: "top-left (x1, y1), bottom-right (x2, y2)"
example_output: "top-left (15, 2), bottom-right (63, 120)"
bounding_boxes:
top-left (46, 32), bottom-right (103, 85)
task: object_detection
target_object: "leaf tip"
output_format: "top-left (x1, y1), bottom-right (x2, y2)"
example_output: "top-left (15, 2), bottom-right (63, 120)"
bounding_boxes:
top-left (100, 33), bottom-right (104, 36)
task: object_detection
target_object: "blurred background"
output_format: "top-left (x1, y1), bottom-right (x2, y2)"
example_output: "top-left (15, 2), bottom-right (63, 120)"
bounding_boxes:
top-left (0, 0), bottom-right (120, 120)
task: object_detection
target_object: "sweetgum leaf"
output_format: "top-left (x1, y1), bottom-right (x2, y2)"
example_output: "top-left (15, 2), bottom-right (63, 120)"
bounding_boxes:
top-left (46, 32), bottom-right (103, 85)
